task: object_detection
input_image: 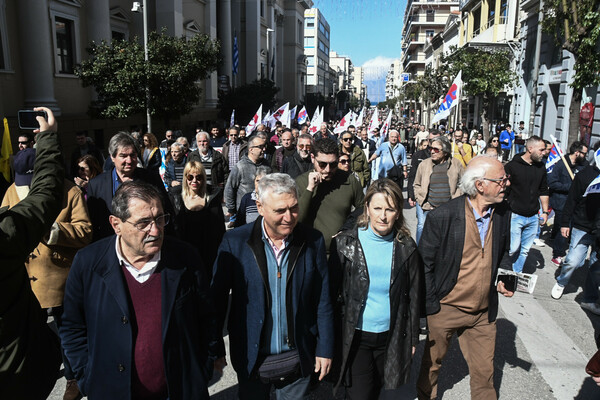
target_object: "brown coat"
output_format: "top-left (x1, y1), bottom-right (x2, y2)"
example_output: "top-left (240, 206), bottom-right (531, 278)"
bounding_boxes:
top-left (2, 180), bottom-right (92, 308)
top-left (413, 157), bottom-right (464, 211)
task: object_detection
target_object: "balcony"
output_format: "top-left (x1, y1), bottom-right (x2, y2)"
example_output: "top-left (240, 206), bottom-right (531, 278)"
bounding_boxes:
top-left (468, 15), bottom-right (509, 42)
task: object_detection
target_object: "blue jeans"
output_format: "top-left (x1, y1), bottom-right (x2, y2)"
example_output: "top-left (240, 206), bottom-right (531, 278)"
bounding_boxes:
top-left (510, 213), bottom-right (540, 273)
top-left (238, 374), bottom-right (310, 400)
top-left (556, 228), bottom-right (599, 299)
top-left (416, 203), bottom-right (429, 245)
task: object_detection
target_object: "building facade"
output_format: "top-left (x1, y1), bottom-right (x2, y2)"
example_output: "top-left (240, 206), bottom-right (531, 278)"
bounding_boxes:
top-left (303, 7), bottom-right (330, 96)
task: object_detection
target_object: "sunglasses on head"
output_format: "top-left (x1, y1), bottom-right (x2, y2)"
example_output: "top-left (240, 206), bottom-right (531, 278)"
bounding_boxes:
top-left (186, 174), bottom-right (203, 181)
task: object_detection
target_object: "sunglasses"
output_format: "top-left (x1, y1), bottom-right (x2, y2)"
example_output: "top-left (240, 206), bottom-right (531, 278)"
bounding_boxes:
top-left (339, 159), bottom-right (350, 164)
top-left (342, 137), bottom-right (353, 142)
top-left (18, 141), bottom-right (30, 145)
top-left (298, 144), bottom-right (311, 150)
top-left (316, 160), bottom-right (337, 169)
top-left (492, 139), bottom-right (499, 142)
top-left (186, 174), bottom-right (203, 181)
top-left (428, 146), bottom-right (442, 154)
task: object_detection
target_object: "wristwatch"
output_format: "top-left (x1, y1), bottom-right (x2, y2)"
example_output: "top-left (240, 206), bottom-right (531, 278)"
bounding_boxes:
top-left (541, 211), bottom-right (549, 215)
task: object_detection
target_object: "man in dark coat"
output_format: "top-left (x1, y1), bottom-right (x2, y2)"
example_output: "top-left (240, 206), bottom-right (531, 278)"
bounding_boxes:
top-left (417, 156), bottom-right (514, 400)
top-left (87, 132), bottom-right (172, 241)
top-left (211, 173), bottom-right (333, 399)
top-left (188, 131), bottom-right (226, 187)
top-left (69, 131), bottom-right (104, 178)
top-left (60, 181), bottom-right (218, 400)
top-left (281, 133), bottom-right (313, 179)
top-left (0, 107), bottom-right (63, 399)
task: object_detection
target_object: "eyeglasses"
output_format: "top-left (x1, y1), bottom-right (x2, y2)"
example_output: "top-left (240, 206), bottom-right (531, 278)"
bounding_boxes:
top-left (316, 160), bottom-right (338, 169)
top-left (339, 159), bottom-right (350, 164)
top-left (342, 137), bottom-right (353, 142)
top-left (18, 141), bottom-right (30, 145)
top-left (428, 146), bottom-right (442, 154)
top-left (483, 175), bottom-right (510, 185)
top-left (492, 139), bottom-right (499, 142)
top-left (125, 214), bottom-right (170, 232)
top-left (297, 144), bottom-right (311, 150)
top-left (186, 174), bottom-right (203, 181)
top-left (229, 134), bottom-right (238, 137)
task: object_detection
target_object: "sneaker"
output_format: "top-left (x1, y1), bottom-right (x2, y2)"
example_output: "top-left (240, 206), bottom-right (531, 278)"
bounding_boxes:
top-left (533, 239), bottom-right (546, 247)
top-left (551, 283), bottom-right (564, 299)
top-left (63, 379), bottom-right (83, 400)
top-left (551, 257), bottom-right (563, 266)
top-left (581, 302), bottom-right (600, 316)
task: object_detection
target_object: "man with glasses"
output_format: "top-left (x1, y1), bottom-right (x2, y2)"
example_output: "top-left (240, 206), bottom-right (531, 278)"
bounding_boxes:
top-left (17, 132), bottom-right (34, 150)
top-left (339, 130), bottom-right (370, 187)
top-left (368, 130), bottom-right (407, 188)
top-left (60, 181), bottom-right (219, 399)
top-left (282, 133), bottom-right (313, 179)
top-left (296, 138), bottom-right (364, 251)
top-left (413, 136), bottom-right (464, 243)
top-left (225, 135), bottom-right (270, 222)
top-left (504, 136), bottom-right (550, 273)
top-left (188, 131), bottom-right (226, 188)
top-left (418, 156), bottom-right (514, 400)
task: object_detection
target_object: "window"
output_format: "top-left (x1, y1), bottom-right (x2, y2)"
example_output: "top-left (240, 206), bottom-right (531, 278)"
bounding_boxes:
top-left (112, 31), bottom-right (125, 41)
top-left (260, 0), bottom-right (264, 17)
top-left (319, 21), bottom-right (326, 35)
top-left (55, 17), bottom-right (74, 74)
top-left (426, 10), bottom-right (435, 22)
top-left (325, 29), bottom-right (330, 40)
top-left (307, 56), bottom-right (315, 66)
top-left (304, 37), bottom-right (314, 47)
top-left (305, 17), bottom-right (314, 28)
top-left (488, 0), bottom-right (496, 26)
top-left (472, 7), bottom-right (481, 36)
top-left (298, 19), bottom-right (302, 40)
top-left (499, 0), bottom-right (508, 23)
top-left (0, 0), bottom-right (8, 71)
top-left (426, 30), bottom-right (435, 38)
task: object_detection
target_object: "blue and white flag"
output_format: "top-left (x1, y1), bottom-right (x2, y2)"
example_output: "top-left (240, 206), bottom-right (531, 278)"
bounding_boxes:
top-left (232, 33), bottom-right (239, 76)
top-left (297, 106), bottom-right (308, 124)
top-left (545, 135), bottom-right (564, 173)
top-left (432, 71), bottom-right (462, 124)
top-left (290, 106), bottom-right (297, 122)
top-left (583, 147), bottom-right (600, 197)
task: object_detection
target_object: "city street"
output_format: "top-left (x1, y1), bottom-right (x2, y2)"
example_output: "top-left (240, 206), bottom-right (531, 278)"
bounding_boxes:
top-left (48, 196), bottom-right (600, 399)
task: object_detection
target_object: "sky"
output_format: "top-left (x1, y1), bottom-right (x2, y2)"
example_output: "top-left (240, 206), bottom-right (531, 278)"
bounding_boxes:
top-left (312, 0), bottom-right (407, 103)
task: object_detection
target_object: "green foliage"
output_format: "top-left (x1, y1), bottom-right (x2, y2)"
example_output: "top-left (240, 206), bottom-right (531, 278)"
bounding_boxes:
top-left (441, 46), bottom-right (516, 103)
top-left (541, 0), bottom-right (600, 90)
top-left (416, 65), bottom-right (449, 102)
top-left (377, 98), bottom-right (397, 109)
top-left (77, 31), bottom-right (221, 120)
top-left (218, 79), bottom-right (279, 123)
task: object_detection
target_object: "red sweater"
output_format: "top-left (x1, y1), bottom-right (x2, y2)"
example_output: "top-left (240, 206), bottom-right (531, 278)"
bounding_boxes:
top-left (122, 267), bottom-right (167, 400)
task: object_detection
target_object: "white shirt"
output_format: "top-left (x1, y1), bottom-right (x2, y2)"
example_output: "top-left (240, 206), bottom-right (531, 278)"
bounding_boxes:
top-left (115, 236), bottom-right (161, 283)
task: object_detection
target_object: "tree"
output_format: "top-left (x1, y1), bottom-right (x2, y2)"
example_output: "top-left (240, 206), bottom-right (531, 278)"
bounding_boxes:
top-left (218, 79), bottom-right (279, 124)
top-left (441, 47), bottom-right (516, 139)
top-left (541, 0), bottom-right (600, 144)
top-left (77, 31), bottom-right (220, 122)
top-left (416, 65), bottom-right (450, 126)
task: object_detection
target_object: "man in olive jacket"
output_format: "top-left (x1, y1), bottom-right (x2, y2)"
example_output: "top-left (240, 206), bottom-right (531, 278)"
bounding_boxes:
top-left (0, 107), bottom-right (64, 399)
top-left (417, 156), bottom-right (514, 400)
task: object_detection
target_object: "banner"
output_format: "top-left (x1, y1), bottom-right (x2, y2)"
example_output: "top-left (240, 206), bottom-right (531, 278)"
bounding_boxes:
top-left (246, 104), bottom-right (263, 135)
top-left (431, 71), bottom-right (462, 124)
top-left (368, 107), bottom-right (379, 138)
top-left (0, 118), bottom-right (12, 182)
top-left (334, 111), bottom-right (353, 134)
top-left (308, 107), bottom-right (323, 136)
top-left (379, 111), bottom-right (393, 142)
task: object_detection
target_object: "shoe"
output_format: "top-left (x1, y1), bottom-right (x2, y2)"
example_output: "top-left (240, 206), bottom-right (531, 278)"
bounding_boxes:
top-left (533, 239), bottom-right (546, 247)
top-left (581, 302), bottom-right (600, 316)
top-left (551, 283), bottom-right (564, 299)
top-left (63, 379), bottom-right (82, 400)
top-left (551, 257), bottom-right (563, 266)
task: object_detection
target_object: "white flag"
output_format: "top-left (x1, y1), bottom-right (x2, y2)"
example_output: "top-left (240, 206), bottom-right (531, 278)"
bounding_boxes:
top-left (380, 111), bottom-right (393, 142)
top-left (308, 107), bottom-right (323, 136)
top-left (280, 103), bottom-right (291, 128)
top-left (368, 108), bottom-right (379, 138)
top-left (432, 70), bottom-right (462, 124)
top-left (355, 108), bottom-right (365, 128)
top-left (334, 111), bottom-right (353, 134)
top-left (246, 105), bottom-right (262, 135)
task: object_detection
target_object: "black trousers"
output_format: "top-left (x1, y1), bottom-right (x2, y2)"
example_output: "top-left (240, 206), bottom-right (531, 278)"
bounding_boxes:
top-left (345, 330), bottom-right (388, 400)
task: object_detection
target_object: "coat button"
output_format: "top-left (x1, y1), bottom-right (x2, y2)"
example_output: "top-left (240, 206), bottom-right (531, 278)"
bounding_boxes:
top-left (122, 316), bottom-right (128, 324)
top-left (118, 364), bottom-right (125, 372)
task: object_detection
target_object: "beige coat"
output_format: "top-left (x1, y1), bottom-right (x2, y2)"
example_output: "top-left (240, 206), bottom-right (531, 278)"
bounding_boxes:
top-left (2, 180), bottom-right (92, 308)
top-left (413, 157), bottom-right (464, 211)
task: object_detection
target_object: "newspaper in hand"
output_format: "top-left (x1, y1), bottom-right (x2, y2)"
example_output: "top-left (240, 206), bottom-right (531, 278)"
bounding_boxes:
top-left (495, 268), bottom-right (538, 294)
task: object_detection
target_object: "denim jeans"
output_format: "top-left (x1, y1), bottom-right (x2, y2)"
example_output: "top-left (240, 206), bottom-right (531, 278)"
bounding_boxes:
top-left (416, 203), bottom-right (429, 245)
top-left (556, 228), bottom-right (599, 297)
top-left (510, 213), bottom-right (540, 273)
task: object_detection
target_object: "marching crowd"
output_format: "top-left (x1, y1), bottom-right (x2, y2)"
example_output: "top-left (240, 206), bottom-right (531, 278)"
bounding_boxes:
top-left (1, 106), bottom-right (600, 400)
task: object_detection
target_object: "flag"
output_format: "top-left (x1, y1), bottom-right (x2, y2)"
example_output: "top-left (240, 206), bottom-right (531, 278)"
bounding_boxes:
top-left (1, 118), bottom-right (12, 182)
top-left (368, 107), bottom-right (379, 138)
top-left (230, 109), bottom-right (235, 127)
top-left (246, 104), bottom-right (262, 135)
top-left (431, 71), bottom-right (462, 124)
top-left (290, 106), bottom-right (297, 122)
top-left (308, 107), bottom-right (323, 136)
top-left (267, 102), bottom-right (289, 126)
top-left (583, 147), bottom-right (600, 197)
top-left (354, 108), bottom-right (365, 128)
top-left (334, 111), bottom-right (353, 134)
top-left (297, 106), bottom-right (308, 124)
top-left (379, 111), bottom-right (393, 142)
top-left (280, 104), bottom-right (291, 128)
top-left (545, 135), bottom-right (565, 173)
top-left (232, 33), bottom-right (239, 76)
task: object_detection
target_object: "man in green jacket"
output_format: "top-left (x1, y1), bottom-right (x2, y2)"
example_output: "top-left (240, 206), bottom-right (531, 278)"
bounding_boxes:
top-left (296, 138), bottom-right (364, 251)
top-left (0, 107), bottom-right (64, 399)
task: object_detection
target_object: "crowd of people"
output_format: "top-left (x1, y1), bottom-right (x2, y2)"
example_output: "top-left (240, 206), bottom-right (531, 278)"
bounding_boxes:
top-left (1, 106), bottom-right (599, 400)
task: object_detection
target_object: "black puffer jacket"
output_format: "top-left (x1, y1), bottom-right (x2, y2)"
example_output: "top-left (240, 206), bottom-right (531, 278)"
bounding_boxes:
top-left (329, 227), bottom-right (424, 390)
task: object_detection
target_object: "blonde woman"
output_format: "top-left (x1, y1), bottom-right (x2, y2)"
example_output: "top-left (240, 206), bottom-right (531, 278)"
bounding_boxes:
top-left (174, 161), bottom-right (225, 274)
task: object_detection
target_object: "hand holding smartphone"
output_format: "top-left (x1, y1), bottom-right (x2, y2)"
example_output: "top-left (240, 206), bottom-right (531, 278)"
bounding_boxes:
top-left (18, 110), bottom-right (47, 130)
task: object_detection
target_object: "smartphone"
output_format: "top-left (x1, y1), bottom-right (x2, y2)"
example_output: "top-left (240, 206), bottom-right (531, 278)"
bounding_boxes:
top-left (18, 110), bottom-right (47, 130)
top-left (498, 274), bottom-right (517, 293)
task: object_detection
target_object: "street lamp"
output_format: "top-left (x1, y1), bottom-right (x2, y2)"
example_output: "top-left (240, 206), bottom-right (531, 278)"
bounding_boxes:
top-left (132, 1), bottom-right (152, 133)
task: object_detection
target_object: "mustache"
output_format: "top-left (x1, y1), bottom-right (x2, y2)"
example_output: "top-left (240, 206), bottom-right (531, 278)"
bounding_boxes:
top-left (143, 235), bottom-right (162, 244)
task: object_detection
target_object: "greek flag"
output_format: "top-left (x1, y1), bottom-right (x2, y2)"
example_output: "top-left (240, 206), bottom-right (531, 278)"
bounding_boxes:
top-left (232, 33), bottom-right (239, 76)
top-left (583, 147), bottom-right (600, 197)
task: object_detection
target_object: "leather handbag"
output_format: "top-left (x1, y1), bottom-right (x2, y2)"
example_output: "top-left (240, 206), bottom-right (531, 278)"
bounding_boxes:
top-left (257, 349), bottom-right (301, 383)
top-left (387, 147), bottom-right (404, 188)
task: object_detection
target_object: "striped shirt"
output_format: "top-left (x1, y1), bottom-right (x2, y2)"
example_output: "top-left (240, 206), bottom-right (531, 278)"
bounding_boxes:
top-left (428, 161), bottom-right (451, 208)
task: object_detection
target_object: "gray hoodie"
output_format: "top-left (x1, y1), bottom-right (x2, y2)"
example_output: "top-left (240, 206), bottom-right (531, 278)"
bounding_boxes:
top-left (224, 155), bottom-right (270, 212)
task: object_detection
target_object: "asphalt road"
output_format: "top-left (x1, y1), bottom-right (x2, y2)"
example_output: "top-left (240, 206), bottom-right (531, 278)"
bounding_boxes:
top-left (48, 191), bottom-right (600, 399)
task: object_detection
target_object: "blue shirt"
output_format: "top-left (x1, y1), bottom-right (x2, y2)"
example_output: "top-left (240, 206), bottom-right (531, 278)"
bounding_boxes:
top-left (468, 198), bottom-right (492, 246)
top-left (375, 142), bottom-right (407, 179)
top-left (111, 168), bottom-right (122, 195)
top-left (357, 225), bottom-right (394, 333)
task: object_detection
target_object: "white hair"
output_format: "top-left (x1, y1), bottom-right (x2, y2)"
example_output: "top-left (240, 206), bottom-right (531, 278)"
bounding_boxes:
top-left (257, 173), bottom-right (297, 204)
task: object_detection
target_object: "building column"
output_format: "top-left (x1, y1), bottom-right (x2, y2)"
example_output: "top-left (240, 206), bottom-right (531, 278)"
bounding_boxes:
top-left (205, 0), bottom-right (218, 107)
top-left (86, 0), bottom-right (111, 44)
top-left (17, 0), bottom-right (59, 112)
top-left (218, 0), bottom-right (232, 86)
top-left (156, 0), bottom-right (183, 37)
top-left (245, 0), bottom-right (260, 83)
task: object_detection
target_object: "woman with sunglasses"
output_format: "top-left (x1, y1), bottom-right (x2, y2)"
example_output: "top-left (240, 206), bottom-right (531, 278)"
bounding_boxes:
top-left (174, 161), bottom-right (225, 275)
top-left (339, 131), bottom-right (370, 187)
top-left (74, 154), bottom-right (102, 195)
top-left (329, 179), bottom-right (424, 399)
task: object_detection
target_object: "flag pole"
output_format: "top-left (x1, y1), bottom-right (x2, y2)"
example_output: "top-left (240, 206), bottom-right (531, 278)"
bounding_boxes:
top-left (552, 136), bottom-right (574, 180)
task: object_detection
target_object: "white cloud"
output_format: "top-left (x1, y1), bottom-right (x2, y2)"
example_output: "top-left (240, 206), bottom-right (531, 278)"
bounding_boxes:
top-left (362, 56), bottom-right (396, 80)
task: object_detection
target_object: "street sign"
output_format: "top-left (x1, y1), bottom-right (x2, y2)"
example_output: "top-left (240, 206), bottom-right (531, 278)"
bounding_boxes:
top-left (401, 73), bottom-right (410, 82)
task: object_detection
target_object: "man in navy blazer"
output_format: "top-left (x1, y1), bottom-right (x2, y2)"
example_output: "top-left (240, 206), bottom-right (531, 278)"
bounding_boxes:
top-left (211, 173), bottom-right (334, 399)
top-left (60, 181), bottom-right (218, 400)
top-left (87, 132), bottom-right (172, 241)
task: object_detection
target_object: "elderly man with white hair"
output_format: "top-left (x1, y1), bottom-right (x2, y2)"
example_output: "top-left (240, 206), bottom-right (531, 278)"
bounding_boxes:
top-left (188, 131), bottom-right (226, 188)
top-left (417, 155), bottom-right (514, 400)
top-left (368, 129), bottom-right (408, 187)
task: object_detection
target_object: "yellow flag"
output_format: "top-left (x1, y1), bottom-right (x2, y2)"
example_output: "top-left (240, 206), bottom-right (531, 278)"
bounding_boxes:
top-left (0, 117), bottom-right (13, 182)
